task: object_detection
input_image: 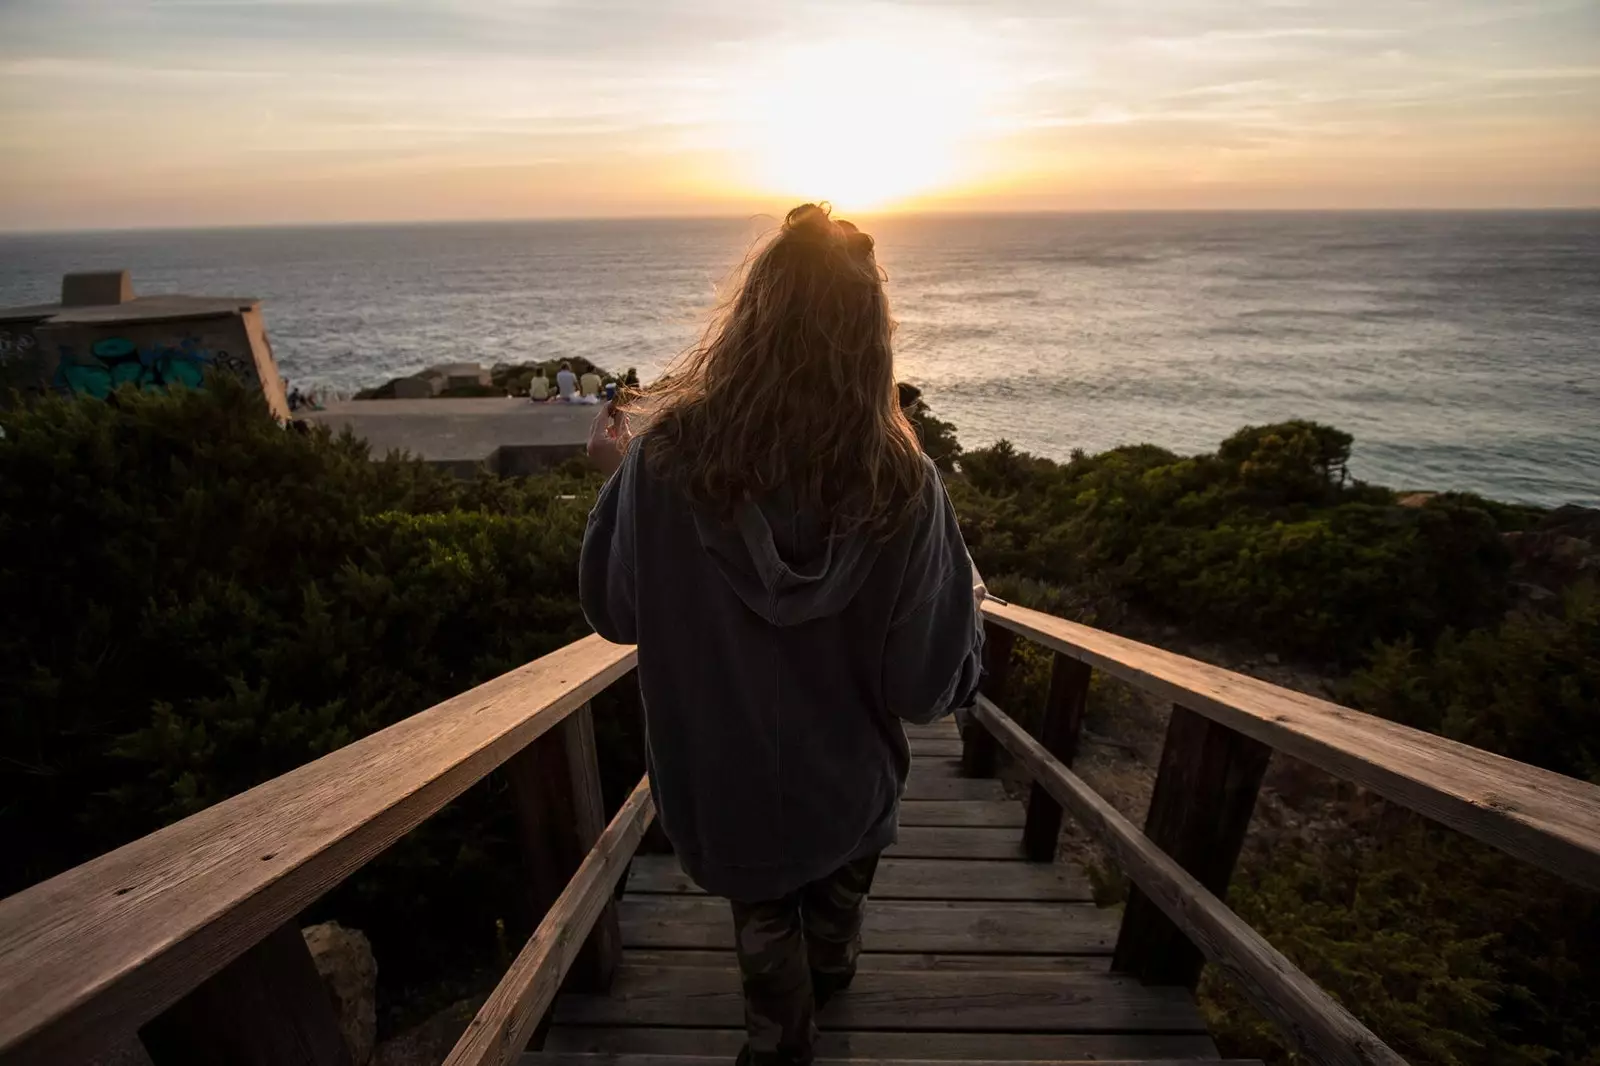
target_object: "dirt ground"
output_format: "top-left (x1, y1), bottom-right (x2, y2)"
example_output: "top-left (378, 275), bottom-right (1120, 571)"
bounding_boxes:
top-left (995, 617), bottom-right (1362, 905)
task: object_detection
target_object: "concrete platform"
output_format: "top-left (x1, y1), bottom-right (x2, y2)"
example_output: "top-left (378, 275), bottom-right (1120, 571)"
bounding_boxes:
top-left (305, 397), bottom-right (594, 475)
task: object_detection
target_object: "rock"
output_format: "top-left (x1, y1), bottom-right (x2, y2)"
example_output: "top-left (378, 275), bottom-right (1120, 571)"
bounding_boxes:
top-left (1504, 516), bottom-right (1600, 601)
top-left (1537, 504), bottom-right (1600, 541)
top-left (302, 922), bottom-right (377, 1066)
top-left (1396, 492), bottom-right (1437, 508)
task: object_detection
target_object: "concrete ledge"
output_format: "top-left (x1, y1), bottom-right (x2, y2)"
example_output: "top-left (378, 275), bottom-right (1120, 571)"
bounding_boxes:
top-left (304, 397), bottom-right (594, 475)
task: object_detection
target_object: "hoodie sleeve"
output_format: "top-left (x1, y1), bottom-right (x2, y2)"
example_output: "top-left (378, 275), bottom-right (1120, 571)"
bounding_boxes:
top-left (579, 446), bottom-right (639, 645)
top-left (882, 462), bottom-right (984, 724)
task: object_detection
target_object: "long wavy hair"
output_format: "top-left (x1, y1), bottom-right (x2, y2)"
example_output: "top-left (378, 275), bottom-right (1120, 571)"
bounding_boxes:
top-left (640, 203), bottom-right (925, 535)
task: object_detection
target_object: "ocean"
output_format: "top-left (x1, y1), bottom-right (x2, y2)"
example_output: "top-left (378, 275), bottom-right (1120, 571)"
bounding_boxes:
top-left (1, 211), bottom-right (1596, 507)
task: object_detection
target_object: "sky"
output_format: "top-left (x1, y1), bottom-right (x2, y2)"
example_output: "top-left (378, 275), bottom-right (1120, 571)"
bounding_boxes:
top-left (1, 0), bottom-right (1597, 230)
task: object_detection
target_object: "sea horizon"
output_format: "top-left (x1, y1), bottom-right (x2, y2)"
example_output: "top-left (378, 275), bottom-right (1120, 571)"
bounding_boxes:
top-left (3, 210), bottom-right (1597, 508)
top-left (5, 205), bottom-right (1600, 240)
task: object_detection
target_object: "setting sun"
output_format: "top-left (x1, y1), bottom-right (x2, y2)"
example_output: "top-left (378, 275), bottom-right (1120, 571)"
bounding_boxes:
top-left (728, 30), bottom-right (999, 212)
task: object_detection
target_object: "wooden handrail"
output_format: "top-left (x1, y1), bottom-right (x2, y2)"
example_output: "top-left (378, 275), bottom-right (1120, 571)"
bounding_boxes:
top-left (980, 599), bottom-right (1600, 890)
top-left (444, 777), bottom-right (656, 1066)
top-left (974, 696), bottom-right (1406, 1066)
top-left (0, 635), bottom-right (637, 1066)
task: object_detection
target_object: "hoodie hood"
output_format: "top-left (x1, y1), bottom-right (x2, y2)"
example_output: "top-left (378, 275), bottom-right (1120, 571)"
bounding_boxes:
top-left (692, 492), bottom-right (882, 626)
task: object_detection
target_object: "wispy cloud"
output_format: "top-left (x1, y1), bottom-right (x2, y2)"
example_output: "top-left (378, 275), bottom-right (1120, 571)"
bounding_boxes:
top-left (0, 0), bottom-right (1595, 227)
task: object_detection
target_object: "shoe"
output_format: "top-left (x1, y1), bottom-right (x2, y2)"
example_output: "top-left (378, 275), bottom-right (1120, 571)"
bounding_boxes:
top-left (811, 966), bottom-right (856, 1009)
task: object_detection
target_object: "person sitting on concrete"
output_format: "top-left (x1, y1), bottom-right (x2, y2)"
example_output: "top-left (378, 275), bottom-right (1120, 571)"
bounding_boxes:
top-left (580, 368), bottom-right (603, 398)
top-left (530, 369), bottom-right (552, 402)
top-left (556, 362), bottom-right (579, 402)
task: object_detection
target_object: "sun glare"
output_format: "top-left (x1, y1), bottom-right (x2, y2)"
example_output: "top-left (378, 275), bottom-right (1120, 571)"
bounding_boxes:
top-left (731, 31), bottom-right (995, 212)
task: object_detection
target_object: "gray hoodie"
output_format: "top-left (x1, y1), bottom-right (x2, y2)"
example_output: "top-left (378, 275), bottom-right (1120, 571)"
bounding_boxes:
top-left (580, 439), bottom-right (983, 902)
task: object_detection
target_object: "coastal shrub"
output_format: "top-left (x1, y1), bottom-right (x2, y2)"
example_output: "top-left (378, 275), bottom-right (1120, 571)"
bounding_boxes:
top-left (0, 378), bottom-right (633, 1019)
top-left (5, 384), bottom-right (1592, 1058)
top-left (1204, 814), bottom-right (1575, 1066)
top-left (1348, 582), bottom-right (1599, 784)
top-left (954, 422), bottom-right (1514, 662)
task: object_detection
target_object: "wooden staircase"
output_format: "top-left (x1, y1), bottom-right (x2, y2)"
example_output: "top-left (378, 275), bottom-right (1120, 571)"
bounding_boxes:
top-left (531, 717), bottom-right (1257, 1066)
top-left (5, 604), bottom-right (1596, 1066)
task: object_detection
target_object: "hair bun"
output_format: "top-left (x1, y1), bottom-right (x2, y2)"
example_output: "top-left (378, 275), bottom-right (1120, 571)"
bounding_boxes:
top-left (785, 203), bottom-right (833, 233)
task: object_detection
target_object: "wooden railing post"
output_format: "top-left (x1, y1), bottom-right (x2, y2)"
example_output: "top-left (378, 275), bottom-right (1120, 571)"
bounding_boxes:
top-left (962, 620), bottom-right (1014, 778)
top-left (1113, 703), bottom-right (1271, 988)
top-left (140, 921), bottom-right (352, 1066)
top-left (504, 702), bottom-right (621, 992)
top-left (1022, 653), bottom-right (1092, 861)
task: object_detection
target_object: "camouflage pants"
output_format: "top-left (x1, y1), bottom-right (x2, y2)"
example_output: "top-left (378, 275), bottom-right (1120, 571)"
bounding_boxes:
top-left (728, 852), bottom-right (881, 1063)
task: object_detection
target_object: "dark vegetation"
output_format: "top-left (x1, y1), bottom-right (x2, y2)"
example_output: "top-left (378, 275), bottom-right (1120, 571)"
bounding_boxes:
top-left (933, 415), bottom-right (1599, 1066)
top-left (2, 383), bottom-right (1595, 1061)
top-left (0, 379), bottom-right (635, 1029)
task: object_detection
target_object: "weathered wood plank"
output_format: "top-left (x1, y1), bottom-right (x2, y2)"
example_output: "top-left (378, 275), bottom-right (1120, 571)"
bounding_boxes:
top-left (975, 696), bottom-right (1406, 1066)
top-left (1022, 652), bottom-right (1092, 862)
top-left (138, 921), bottom-right (351, 1066)
top-left (443, 779), bottom-right (654, 1066)
top-left (625, 855), bottom-right (1093, 902)
top-left (963, 621), bottom-right (1014, 777)
top-left (898, 800), bottom-right (1025, 828)
top-left (551, 966), bottom-right (1204, 1030)
top-left (615, 949), bottom-right (1110, 972)
top-left (531, 1049), bottom-right (1254, 1056)
top-left (901, 774), bottom-right (1007, 801)
top-left (506, 704), bottom-right (620, 991)
top-left (541, 1027), bottom-right (1224, 1061)
top-left (909, 756), bottom-right (965, 779)
top-left (907, 738), bottom-right (965, 758)
top-left (902, 719), bottom-right (960, 741)
top-left (887, 827), bottom-right (1026, 860)
top-left (618, 897), bottom-right (1117, 954)
top-left (1114, 704), bottom-right (1270, 988)
top-left (982, 598), bottom-right (1600, 890)
top-left (0, 634), bottom-right (637, 1066)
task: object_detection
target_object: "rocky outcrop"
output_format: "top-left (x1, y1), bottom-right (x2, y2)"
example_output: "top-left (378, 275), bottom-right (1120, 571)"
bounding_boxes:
top-left (302, 922), bottom-right (378, 1066)
top-left (1504, 504), bottom-right (1600, 603)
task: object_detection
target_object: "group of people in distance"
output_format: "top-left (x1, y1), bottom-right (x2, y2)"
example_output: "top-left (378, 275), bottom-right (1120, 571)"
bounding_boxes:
top-left (529, 362), bottom-right (640, 404)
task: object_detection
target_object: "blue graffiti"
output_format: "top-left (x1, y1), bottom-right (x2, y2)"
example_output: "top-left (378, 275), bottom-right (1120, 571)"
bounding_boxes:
top-left (54, 336), bottom-right (217, 399)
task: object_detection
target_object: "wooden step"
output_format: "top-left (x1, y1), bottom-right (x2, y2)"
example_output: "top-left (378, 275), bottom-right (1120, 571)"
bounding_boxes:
top-left (626, 855), bottom-right (1092, 902)
top-left (615, 949), bottom-right (1110, 973)
top-left (901, 774), bottom-right (1006, 801)
top-left (899, 800), bottom-right (1024, 828)
top-left (909, 757), bottom-right (966, 779)
top-left (550, 966), bottom-right (1205, 1031)
top-left (618, 897), bottom-right (1117, 954)
top-left (528, 1049), bottom-right (1260, 1056)
top-left (907, 737), bottom-right (964, 758)
top-left (888, 827), bottom-right (1025, 860)
top-left (540, 1028), bottom-right (1225, 1061)
top-left (902, 719), bottom-right (960, 740)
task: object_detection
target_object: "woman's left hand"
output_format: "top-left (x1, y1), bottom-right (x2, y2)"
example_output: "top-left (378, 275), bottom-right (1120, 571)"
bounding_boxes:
top-left (587, 401), bottom-right (631, 476)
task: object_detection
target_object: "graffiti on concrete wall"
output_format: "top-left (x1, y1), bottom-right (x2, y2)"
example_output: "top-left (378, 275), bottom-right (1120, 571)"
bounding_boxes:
top-left (53, 336), bottom-right (229, 399)
top-left (0, 330), bottom-right (39, 356)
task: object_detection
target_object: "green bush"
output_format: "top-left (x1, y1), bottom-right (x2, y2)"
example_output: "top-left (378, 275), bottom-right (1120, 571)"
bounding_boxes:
top-left (955, 422), bottom-right (1517, 663)
top-left (4, 385), bottom-right (1593, 1059)
top-left (1348, 582), bottom-right (1599, 785)
top-left (0, 379), bottom-right (638, 1017)
top-left (1207, 798), bottom-right (1600, 1066)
